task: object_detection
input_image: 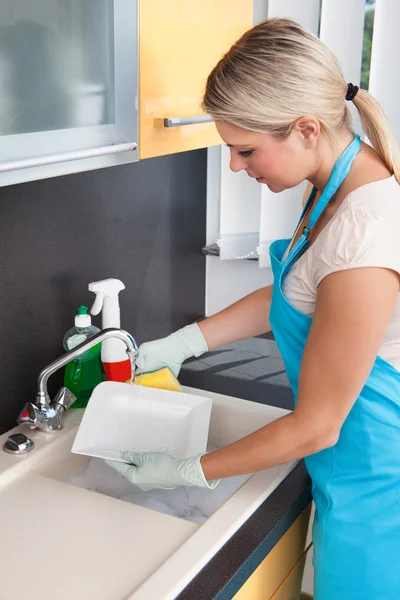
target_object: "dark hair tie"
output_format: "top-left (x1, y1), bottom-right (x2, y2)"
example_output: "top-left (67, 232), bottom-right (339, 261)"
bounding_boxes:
top-left (346, 83), bottom-right (359, 101)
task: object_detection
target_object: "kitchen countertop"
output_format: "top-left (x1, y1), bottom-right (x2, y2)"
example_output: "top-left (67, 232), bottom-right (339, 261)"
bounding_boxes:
top-left (178, 333), bottom-right (312, 599)
top-left (180, 333), bottom-right (294, 412)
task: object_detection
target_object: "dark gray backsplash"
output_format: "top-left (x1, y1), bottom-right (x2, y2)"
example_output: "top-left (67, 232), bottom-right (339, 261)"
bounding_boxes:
top-left (0, 149), bottom-right (207, 432)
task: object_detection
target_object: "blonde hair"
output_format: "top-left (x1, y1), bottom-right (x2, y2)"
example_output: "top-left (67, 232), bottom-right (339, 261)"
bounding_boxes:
top-left (203, 18), bottom-right (400, 183)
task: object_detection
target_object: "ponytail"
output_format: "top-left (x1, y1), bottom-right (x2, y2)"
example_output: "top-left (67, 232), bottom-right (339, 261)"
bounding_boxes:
top-left (352, 89), bottom-right (400, 183)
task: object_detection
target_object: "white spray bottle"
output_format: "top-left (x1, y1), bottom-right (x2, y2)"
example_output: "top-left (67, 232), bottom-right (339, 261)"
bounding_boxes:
top-left (89, 278), bottom-right (132, 382)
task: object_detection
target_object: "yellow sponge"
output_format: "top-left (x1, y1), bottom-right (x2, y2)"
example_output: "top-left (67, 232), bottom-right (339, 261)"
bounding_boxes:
top-left (133, 367), bottom-right (182, 392)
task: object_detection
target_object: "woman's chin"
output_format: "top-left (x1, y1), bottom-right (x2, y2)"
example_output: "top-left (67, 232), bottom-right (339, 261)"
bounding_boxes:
top-left (256, 178), bottom-right (288, 193)
top-left (265, 181), bottom-right (281, 192)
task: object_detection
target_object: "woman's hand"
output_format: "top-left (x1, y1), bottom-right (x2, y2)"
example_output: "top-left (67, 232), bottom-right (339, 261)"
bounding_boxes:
top-left (136, 323), bottom-right (208, 377)
top-left (105, 451), bottom-right (219, 492)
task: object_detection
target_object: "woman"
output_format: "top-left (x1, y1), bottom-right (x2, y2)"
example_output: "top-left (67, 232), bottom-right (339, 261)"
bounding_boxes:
top-left (107, 19), bottom-right (400, 599)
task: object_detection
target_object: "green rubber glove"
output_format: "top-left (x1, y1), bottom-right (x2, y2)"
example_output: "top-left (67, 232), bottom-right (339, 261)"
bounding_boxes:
top-left (135, 323), bottom-right (208, 377)
top-left (105, 451), bottom-right (219, 492)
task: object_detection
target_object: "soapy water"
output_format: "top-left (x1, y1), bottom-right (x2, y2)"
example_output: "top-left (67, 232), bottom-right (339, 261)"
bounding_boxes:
top-left (66, 446), bottom-right (251, 524)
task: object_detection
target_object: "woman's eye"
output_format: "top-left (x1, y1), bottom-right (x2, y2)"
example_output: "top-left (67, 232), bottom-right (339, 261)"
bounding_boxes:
top-left (237, 149), bottom-right (254, 157)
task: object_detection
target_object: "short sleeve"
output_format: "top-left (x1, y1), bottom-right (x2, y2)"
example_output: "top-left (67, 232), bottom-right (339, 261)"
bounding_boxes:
top-left (312, 207), bottom-right (400, 287)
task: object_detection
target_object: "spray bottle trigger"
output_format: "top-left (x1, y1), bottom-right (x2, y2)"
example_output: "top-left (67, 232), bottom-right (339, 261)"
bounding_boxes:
top-left (90, 292), bottom-right (105, 316)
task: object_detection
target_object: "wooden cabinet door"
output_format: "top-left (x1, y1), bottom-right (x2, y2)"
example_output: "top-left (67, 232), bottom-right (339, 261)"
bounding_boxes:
top-left (233, 506), bottom-right (311, 600)
top-left (139, 0), bottom-right (253, 158)
top-left (269, 547), bottom-right (311, 600)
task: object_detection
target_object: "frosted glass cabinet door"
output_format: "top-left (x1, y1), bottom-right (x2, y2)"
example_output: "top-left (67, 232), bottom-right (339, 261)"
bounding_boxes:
top-left (0, 0), bottom-right (138, 186)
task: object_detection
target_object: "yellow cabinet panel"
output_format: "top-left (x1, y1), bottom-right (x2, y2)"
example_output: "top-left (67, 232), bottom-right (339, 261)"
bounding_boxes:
top-left (233, 505), bottom-right (311, 600)
top-left (270, 548), bottom-right (310, 600)
top-left (139, 0), bottom-right (253, 159)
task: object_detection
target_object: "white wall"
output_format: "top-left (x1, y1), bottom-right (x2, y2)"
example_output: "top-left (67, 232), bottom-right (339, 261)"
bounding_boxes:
top-left (205, 256), bottom-right (273, 316)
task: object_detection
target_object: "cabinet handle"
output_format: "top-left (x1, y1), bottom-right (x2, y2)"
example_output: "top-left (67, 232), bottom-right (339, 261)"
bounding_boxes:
top-left (153, 116), bottom-right (214, 128)
top-left (0, 142), bottom-right (137, 173)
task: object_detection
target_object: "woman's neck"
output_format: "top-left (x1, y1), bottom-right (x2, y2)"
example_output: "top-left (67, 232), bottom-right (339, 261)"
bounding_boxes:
top-left (308, 130), bottom-right (355, 192)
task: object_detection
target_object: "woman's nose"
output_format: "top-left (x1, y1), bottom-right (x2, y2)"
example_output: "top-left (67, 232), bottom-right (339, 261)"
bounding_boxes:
top-left (229, 153), bottom-right (246, 173)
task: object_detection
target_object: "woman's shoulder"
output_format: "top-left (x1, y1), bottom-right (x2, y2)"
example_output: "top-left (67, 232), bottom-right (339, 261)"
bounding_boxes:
top-left (345, 175), bottom-right (400, 222)
top-left (311, 174), bottom-right (400, 287)
top-left (342, 143), bottom-right (400, 217)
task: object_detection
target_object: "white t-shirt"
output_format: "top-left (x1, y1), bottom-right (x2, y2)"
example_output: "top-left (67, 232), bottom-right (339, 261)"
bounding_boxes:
top-left (282, 175), bottom-right (400, 370)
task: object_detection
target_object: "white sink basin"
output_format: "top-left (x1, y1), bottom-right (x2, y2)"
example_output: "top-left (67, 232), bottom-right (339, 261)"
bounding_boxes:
top-left (0, 386), bottom-right (297, 600)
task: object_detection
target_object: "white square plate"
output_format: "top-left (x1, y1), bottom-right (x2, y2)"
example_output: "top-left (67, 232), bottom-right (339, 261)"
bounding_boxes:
top-left (72, 381), bottom-right (212, 462)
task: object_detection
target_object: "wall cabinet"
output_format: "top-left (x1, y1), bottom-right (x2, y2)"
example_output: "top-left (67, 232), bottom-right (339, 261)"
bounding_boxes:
top-left (0, 0), bottom-right (252, 186)
top-left (233, 505), bottom-right (311, 600)
top-left (0, 0), bottom-right (138, 187)
top-left (138, 0), bottom-right (253, 159)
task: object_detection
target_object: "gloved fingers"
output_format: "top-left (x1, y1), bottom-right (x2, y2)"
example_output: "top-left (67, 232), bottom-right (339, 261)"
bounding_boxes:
top-left (104, 459), bottom-right (138, 484)
top-left (123, 451), bottom-right (151, 466)
top-left (167, 363), bottom-right (181, 378)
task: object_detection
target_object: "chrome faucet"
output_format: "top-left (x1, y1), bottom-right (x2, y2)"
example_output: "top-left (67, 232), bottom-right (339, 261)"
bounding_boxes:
top-left (17, 328), bottom-right (139, 433)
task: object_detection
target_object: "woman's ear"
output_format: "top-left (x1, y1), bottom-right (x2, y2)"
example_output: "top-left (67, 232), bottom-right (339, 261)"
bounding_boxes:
top-left (293, 116), bottom-right (320, 149)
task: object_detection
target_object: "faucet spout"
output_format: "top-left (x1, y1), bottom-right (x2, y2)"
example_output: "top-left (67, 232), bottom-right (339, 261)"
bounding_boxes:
top-left (36, 328), bottom-right (139, 408)
top-left (17, 328), bottom-right (139, 432)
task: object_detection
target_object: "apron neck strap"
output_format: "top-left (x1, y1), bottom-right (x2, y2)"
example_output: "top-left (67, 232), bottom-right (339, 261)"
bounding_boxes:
top-left (307, 135), bottom-right (361, 230)
top-left (282, 134), bottom-right (362, 268)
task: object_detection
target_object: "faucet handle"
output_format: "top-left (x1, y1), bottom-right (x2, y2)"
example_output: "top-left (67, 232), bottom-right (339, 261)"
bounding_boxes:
top-left (17, 401), bottom-right (64, 432)
top-left (53, 387), bottom-right (77, 411)
top-left (16, 389), bottom-right (76, 433)
top-left (17, 402), bottom-right (39, 429)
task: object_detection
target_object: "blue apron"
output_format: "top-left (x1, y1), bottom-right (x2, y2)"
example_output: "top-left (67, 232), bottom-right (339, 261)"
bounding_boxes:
top-left (269, 135), bottom-right (400, 599)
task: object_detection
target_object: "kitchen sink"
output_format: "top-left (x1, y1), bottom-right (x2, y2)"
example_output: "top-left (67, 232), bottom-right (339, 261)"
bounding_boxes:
top-left (0, 386), bottom-right (298, 600)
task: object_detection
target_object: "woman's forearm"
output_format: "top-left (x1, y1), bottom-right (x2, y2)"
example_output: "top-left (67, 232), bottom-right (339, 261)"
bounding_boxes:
top-left (198, 285), bottom-right (273, 351)
top-left (200, 411), bottom-right (332, 480)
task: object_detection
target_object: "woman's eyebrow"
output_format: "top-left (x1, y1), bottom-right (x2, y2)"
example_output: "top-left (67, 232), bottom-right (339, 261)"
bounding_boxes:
top-left (225, 143), bottom-right (254, 148)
